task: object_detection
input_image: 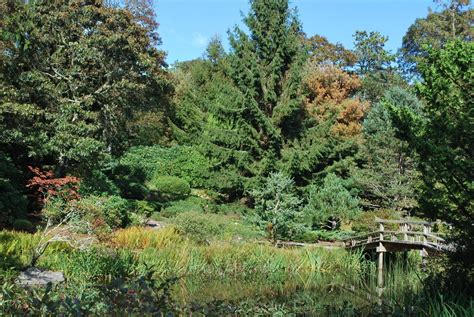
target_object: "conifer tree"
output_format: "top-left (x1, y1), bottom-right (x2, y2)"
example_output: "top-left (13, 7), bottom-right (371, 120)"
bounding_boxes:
top-left (228, 0), bottom-right (306, 163)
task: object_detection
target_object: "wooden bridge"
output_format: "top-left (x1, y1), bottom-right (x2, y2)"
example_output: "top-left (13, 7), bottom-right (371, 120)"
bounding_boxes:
top-left (343, 218), bottom-right (453, 254)
top-left (343, 218), bottom-right (454, 290)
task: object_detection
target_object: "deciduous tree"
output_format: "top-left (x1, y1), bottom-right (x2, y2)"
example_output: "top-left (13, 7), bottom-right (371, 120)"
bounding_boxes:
top-left (0, 1), bottom-right (172, 175)
top-left (400, 0), bottom-right (473, 77)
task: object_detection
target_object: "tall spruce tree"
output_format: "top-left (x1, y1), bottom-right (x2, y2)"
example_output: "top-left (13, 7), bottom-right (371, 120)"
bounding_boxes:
top-left (228, 0), bottom-right (306, 165)
top-left (173, 0), bottom-right (308, 197)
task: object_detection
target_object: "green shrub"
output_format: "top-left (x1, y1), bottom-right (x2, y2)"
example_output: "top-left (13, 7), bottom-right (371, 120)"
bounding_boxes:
top-left (251, 172), bottom-right (303, 242)
top-left (79, 169), bottom-right (121, 196)
top-left (296, 230), bottom-right (354, 242)
top-left (128, 200), bottom-right (157, 225)
top-left (172, 211), bottom-right (224, 244)
top-left (302, 173), bottom-right (361, 230)
top-left (11, 219), bottom-right (34, 232)
top-left (147, 176), bottom-right (191, 203)
top-left (161, 196), bottom-right (215, 217)
top-left (351, 209), bottom-right (400, 233)
top-left (44, 195), bottom-right (132, 233)
top-left (108, 163), bottom-right (149, 200)
top-left (80, 196), bottom-right (131, 231)
top-left (120, 145), bottom-right (210, 188)
top-left (216, 202), bottom-right (251, 215)
top-left (131, 200), bottom-right (157, 217)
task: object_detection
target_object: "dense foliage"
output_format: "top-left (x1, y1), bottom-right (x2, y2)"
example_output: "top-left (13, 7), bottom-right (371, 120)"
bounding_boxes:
top-left (391, 40), bottom-right (474, 286)
top-left (0, 0), bottom-right (472, 311)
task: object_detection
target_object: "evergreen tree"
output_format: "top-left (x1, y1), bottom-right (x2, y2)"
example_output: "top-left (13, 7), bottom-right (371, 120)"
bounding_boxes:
top-left (173, 0), bottom-right (308, 198)
top-left (353, 87), bottom-right (421, 214)
top-left (252, 172), bottom-right (302, 242)
top-left (303, 173), bottom-right (361, 230)
top-left (172, 46), bottom-right (252, 198)
top-left (391, 41), bottom-right (473, 285)
top-left (228, 0), bottom-right (306, 161)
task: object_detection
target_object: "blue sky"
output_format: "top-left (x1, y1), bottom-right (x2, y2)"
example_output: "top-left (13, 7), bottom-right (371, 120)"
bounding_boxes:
top-left (155, 0), bottom-right (435, 64)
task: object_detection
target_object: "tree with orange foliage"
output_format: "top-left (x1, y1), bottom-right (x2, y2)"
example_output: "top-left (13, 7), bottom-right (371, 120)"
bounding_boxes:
top-left (303, 64), bottom-right (369, 141)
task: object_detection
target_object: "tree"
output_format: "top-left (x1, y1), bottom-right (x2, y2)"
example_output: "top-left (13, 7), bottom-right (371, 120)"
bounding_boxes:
top-left (305, 34), bottom-right (356, 68)
top-left (353, 31), bottom-right (404, 103)
top-left (171, 54), bottom-right (252, 199)
top-left (303, 173), bottom-right (361, 230)
top-left (281, 63), bottom-right (367, 188)
top-left (173, 0), bottom-right (308, 198)
top-left (228, 0), bottom-right (306, 155)
top-left (353, 31), bottom-right (394, 76)
top-left (391, 40), bottom-right (473, 283)
top-left (353, 87), bottom-right (421, 213)
top-left (206, 35), bottom-right (226, 65)
top-left (0, 1), bottom-right (172, 175)
top-left (252, 172), bottom-right (302, 242)
top-left (303, 64), bottom-right (369, 141)
top-left (400, 0), bottom-right (473, 77)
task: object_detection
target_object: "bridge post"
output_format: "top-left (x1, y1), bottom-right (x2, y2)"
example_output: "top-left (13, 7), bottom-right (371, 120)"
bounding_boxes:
top-left (421, 224), bottom-right (429, 268)
top-left (377, 222), bottom-right (386, 293)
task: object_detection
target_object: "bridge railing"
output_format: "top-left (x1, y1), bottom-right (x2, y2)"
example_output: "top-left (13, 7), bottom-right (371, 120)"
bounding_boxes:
top-left (342, 218), bottom-right (449, 250)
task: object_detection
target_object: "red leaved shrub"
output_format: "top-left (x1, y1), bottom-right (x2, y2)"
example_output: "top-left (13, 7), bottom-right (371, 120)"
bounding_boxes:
top-left (26, 166), bottom-right (81, 207)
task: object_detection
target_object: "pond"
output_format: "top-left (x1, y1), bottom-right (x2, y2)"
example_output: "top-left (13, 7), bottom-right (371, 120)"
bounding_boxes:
top-left (168, 256), bottom-right (425, 316)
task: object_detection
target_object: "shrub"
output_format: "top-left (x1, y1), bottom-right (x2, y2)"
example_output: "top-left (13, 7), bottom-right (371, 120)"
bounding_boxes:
top-left (131, 200), bottom-right (157, 217)
top-left (26, 166), bottom-right (80, 206)
top-left (120, 145), bottom-right (210, 188)
top-left (128, 200), bottom-right (157, 225)
top-left (107, 163), bottom-right (149, 200)
top-left (172, 212), bottom-right (224, 244)
top-left (44, 195), bottom-right (132, 234)
top-left (79, 169), bottom-right (121, 196)
top-left (296, 230), bottom-right (353, 242)
top-left (79, 196), bottom-right (131, 232)
top-left (351, 209), bottom-right (400, 233)
top-left (11, 219), bottom-right (34, 232)
top-left (251, 172), bottom-right (303, 242)
top-left (147, 176), bottom-right (191, 203)
top-left (216, 202), bottom-right (251, 215)
top-left (161, 196), bottom-right (215, 217)
top-left (302, 173), bottom-right (361, 230)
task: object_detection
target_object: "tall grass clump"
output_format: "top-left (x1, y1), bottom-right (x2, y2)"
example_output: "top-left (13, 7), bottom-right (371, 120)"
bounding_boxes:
top-left (0, 230), bottom-right (69, 271)
top-left (113, 226), bottom-right (183, 249)
top-left (112, 227), bottom-right (364, 282)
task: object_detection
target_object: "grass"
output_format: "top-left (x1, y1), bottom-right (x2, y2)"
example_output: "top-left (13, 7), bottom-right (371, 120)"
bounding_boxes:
top-left (0, 230), bottom-right (69, 273)
top-left (112, 227), bottom-right (364, 278)
top-left (1, 228), bottom-right (473, 316)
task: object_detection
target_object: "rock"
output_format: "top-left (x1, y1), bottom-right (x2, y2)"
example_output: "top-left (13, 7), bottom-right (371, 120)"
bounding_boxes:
top-left (16, 268), bottom-right (64, 287)
top-left (146, 219), bottom-right (165, 230)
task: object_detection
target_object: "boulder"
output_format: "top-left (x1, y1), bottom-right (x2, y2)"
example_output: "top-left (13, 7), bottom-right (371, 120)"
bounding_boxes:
top-left (16, 268), bottom-right (64, 287)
